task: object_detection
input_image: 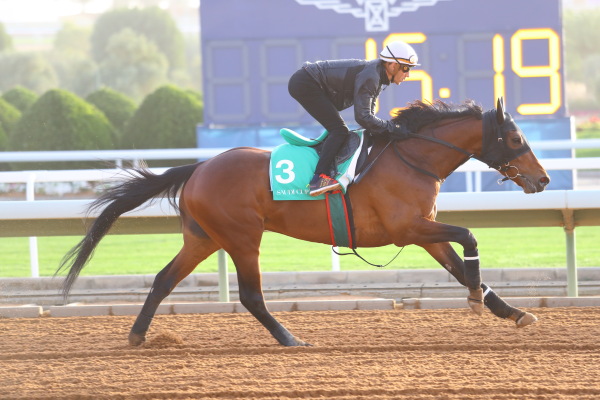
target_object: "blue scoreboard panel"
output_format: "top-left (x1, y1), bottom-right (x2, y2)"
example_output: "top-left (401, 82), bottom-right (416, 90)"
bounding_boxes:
top-left (198, 0), bottom-right (572, 191)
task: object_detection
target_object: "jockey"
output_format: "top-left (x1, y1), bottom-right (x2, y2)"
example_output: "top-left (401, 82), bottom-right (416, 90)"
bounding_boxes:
top-left (288, 40), bottom-right (419, 196)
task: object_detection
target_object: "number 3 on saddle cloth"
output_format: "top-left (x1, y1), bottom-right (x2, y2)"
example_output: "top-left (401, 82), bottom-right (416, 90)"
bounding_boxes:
top-left (269, 128), bottom-right (372, 248)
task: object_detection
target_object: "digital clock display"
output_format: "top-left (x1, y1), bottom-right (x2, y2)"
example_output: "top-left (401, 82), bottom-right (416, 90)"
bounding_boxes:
top-left (198, 0), bottom-right (572, 191)
top-left (199, 0), bottom-right (565, 128)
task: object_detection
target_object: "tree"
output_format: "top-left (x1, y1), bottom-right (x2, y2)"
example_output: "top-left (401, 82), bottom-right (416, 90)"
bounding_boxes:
top-left (564, 9), bottom-right (600, 108)
top-left (1, 86), bottom-right (38, 113)
top-left (9, 89), bottom-right (116, 169)
top-left (0, 52), bottom-right (58, 94)
top-left (86, 87), bottom-right (137, 138)
top-left (53, 22), bottom-right (91, 56)
top-left (91, 7), bottom-right (185, 72)
top-left (98, 28), bottom-right (168, 100)
top-left (48, 52), bottom-right (99, 97)
top-left (121, 85), bottom-right (202, 154)
top-left (0, 22), bottom-right (13, 53)
top-left (564, 10), bottom-right (600, 81)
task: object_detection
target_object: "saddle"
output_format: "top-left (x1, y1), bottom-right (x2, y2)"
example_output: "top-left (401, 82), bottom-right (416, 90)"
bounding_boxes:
top-left (270, 129), bottom-right (373, 201)
top-left (279, 128), bottom-right (371, 174)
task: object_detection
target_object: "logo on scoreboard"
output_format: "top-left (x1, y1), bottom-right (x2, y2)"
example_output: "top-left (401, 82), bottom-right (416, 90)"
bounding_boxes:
top-left (295, 0), bottom-right (451, 32)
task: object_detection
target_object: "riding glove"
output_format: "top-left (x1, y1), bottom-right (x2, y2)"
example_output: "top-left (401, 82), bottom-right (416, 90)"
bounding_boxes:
top-left (389, 123), bottom-right (411, 139)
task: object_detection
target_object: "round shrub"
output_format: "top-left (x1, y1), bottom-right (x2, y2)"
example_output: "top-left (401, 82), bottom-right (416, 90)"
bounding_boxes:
top-left (1, 86), bottom-right (38, 113)
top-left (0, 97), bottom-right (21, 150)
top-left (122, 85), bottom-right (202, 149)
top-left (9, 89), bottom-right (116, 169)
top-left (86, 87), bottom-right (136, 137)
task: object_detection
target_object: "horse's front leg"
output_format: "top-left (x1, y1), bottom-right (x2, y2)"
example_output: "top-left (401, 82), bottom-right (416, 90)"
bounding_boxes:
top-left (421, 241), bottom-right (537, 327)
top-left (407, 219), bottom-right (485, 315)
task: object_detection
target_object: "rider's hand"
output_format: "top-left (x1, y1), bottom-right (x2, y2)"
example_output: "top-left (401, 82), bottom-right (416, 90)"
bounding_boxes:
top-left (390, 123), bottom-right (411, 139)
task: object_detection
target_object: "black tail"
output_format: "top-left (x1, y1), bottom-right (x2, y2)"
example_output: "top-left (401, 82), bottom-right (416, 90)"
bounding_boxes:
top-left (56, 163), bottom-right (200, 299)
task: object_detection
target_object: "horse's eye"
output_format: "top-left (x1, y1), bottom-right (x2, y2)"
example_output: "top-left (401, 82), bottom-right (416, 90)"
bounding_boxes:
top-left (512, 136), bottom-right (522, 145)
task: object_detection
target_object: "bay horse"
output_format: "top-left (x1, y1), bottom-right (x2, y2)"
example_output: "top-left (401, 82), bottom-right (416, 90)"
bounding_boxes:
top-left (58, 98), bottom-right (550, 347)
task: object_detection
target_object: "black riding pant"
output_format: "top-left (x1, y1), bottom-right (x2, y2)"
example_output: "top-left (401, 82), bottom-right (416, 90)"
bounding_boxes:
top-left (288, 68), bottom-right (349, 176)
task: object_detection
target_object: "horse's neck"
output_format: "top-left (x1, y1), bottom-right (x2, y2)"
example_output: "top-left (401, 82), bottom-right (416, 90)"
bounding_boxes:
top-left (393, 117), bottom-right (482, 181)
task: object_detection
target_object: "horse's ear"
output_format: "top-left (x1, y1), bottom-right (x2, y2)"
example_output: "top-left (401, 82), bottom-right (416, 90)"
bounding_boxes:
top-left (496, 97), bottom-right (505, 125)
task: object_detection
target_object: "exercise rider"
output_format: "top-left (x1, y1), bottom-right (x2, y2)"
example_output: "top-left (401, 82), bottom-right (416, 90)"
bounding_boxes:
top-left (288, 40), bottom-right (418, 196)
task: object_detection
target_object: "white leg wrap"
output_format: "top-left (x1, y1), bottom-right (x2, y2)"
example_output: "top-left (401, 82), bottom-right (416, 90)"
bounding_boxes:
top-left (483, 286), bottom-right (492, 298)
top-left (464, 256), bottom-right (479, 260)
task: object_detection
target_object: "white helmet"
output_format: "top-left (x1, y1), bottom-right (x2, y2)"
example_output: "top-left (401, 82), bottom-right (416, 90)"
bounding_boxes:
top-left (379, 41), bottom-right (420, 66)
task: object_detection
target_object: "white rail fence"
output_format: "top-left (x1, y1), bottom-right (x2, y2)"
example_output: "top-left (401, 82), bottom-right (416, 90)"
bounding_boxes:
top-left (1, 139), bottom-right (599, 193)
top-left (1, 190), bottom-right (598, 298)
top-left (1, 140), bottom-right (599, 299)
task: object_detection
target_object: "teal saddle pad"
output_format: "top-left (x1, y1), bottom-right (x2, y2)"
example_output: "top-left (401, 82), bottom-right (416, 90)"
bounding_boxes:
top-left (269, 129), bottom-right (365, 201)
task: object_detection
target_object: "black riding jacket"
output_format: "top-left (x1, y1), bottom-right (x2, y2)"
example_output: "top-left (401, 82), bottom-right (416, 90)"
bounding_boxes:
top-left (302, 58), bottom-right (395, 134)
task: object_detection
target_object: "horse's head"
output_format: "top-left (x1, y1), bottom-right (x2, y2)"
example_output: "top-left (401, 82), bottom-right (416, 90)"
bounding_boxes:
top-left (477, 98), bottom-right (550, 193)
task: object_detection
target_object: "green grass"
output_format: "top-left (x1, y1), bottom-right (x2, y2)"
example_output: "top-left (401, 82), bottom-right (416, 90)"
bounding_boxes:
top-left (1, 226), bottom-right (599, 278)
top-left (576, 128), bottom-right (600, 157)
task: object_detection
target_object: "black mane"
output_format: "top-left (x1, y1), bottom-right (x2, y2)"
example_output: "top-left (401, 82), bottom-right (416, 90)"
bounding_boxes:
top-left (390, 99), bottom-right (484, 134)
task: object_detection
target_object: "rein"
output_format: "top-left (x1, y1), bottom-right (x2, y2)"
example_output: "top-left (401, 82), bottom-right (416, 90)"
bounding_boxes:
top-left (391, 109), bottom-right (532, 183)
top-left (392, 130), bottom-right (474, 182)
top-left (332, 245), bottom-right (405, 268)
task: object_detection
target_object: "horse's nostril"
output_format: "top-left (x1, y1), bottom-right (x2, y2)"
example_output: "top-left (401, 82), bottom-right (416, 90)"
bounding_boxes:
top-left (540, 176), bottom-right (550, 186)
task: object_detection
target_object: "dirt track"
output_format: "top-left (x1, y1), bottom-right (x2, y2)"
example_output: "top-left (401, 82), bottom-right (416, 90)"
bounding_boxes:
top-left (1, 307), bottom-right (599, 399)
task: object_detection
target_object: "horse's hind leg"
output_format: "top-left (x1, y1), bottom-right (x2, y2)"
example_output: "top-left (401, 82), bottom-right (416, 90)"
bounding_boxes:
top-left (422, 242), bottom-right (537, 327)
top-left (229, 250), bottom-right (310, 346)
top-left (129, 235), bottom-right (220, 346)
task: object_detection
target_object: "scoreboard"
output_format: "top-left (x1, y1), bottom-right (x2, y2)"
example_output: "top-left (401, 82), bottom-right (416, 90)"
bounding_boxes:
top-left (200, 0), bottom-right (565, 126)
top-left (198, 0), bottom-right (572, 191)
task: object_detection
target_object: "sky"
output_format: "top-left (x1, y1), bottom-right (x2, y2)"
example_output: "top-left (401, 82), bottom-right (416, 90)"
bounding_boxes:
top-left (0, 0), bottom-right (114, 23)
top-left (0, 0), bottom-right (200, 48)
top-left (0, 0), bottom-right (199, 24)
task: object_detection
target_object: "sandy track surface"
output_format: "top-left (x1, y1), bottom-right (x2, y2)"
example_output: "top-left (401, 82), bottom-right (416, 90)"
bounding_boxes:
top-left (1, 307), bottom-right (599, 399)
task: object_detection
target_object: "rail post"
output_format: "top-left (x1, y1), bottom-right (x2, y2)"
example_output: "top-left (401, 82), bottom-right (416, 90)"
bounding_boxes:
top-left (562, 209), bottom-right (578, 297)
top-left (26, 173), bottom-right (39, 278)
top-left (217, 249), bottom-right (230, 302)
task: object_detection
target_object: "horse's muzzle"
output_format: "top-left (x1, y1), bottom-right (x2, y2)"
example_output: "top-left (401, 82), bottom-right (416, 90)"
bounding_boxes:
top-left (530, 174), bottom-right (550, 193)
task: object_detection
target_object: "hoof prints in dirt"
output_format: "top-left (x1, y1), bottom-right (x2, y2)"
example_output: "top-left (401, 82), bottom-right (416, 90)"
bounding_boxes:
top-left (1, 308), bottom-right (599, 399)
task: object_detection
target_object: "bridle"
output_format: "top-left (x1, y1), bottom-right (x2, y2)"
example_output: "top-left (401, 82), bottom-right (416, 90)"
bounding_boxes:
top-left (392, 109), bottom-right (532, 183)
top-left (479, 109), bottom-right (532, 184)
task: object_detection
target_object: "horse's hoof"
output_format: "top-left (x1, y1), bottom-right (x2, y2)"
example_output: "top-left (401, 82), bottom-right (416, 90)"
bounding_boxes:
top-left (290, 339), bottom-right (312, 347)
top-left (467, 298), bottom-right (484, 316)
top-left (128, 332), bottom-right (146, 346)
top-left (467, 287), bottom-right (484, 316)
top-left (515, 312), bottom-right (538, 328)
top-left (282, 337), bottom-right (312, 347)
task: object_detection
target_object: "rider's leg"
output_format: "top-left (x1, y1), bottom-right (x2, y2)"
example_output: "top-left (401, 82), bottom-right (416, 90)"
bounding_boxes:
top-left (314, 131), bottom-right (347, 175)
top-left (288, 68), bottom-right (349, 194)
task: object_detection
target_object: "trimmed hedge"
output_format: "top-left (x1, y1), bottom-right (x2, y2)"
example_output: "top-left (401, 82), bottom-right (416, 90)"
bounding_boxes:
top-left (86, 87), bottom-right (136, 137)
top-left (0, 98), bottom-right (21, 151)
top-left (1, 86), bottom-right (38, 113)
top-left (9, 89), bottom-right (116, 169)
top-left (122, 85), bottom-right (202, 149)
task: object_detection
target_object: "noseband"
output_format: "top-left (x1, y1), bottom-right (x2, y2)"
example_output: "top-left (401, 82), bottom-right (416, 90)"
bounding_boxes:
top-left (392, 108), bottom-right (532, 183)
